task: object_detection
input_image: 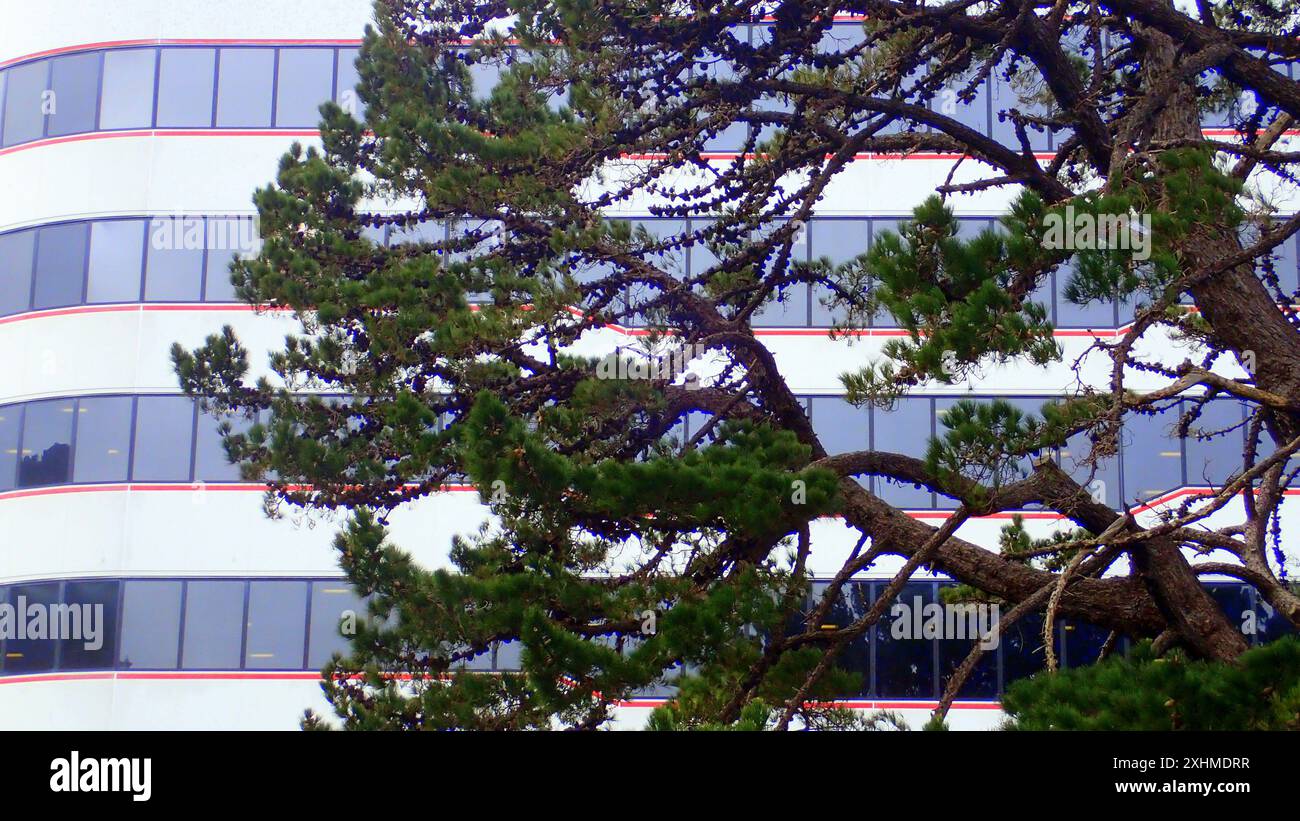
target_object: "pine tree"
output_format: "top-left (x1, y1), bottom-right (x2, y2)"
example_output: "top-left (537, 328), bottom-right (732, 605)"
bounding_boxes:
top-left (173, 0), bottom-right (1300, 729)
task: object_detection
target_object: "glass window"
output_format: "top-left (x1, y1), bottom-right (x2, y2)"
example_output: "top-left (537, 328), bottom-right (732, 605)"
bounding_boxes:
top-left (156, 48), bottom-right (215, 127)
top-left (809, 581), bottom-right (870, 696)
top-left (33, 222), bottom-right (89, 310)
top-left (17, 398), bottom-right (75, 487)
top-left (1, 59), bottom-right (49, 146)
top-left (1270, 226), bottom-right (1298, 300)
top-left (1183, 399), bottom-right (1244, 488)
top-left (989, 58), bottom-right (1051, 151)
top-left (0, 229), bottom-right (36, 315)
top-left (99, 48), bottom-right (157, 129)
top-left (1122, 411), bottom-right (1183, 504)
top-left (3, 583), bottom-right (60, 673)
top-left (0, 405), bottom-right (20, 491)
top-left (936, 585), bottom-right (1000, 698)
top-left (131, 396), bottom-right (193, 481)
top-left (1001, 610), bottom-right (1047, 686)
top-left (274, 48), bottom-right (334, 127)
top-left (145, 218), bottom-right (204, 301)
top-left (46, 52), bottom-right (100, 137)
top-left (935, 72), bottom-right (989, 136)
top-left (810, 397), bottom-right (869, 456)
top-left (118, 580), bottom-right (182, 669)
top-left (873, 397), bottom-right (934, 508)
top-left (335, 48), bottom-right (364, 119)
top-left (87, 219), bottom-right (145, 303)
top-left (752, 221), bottom-right (809, 327)
top-left (1061, 619), bottom-right (1112, 668)
top-left (307, 581), bottom-right (365, 667)
top-left (244, 581), bottom-right (307, 669)
top-left (1060, 428), bottom-right (1121, 509)
top-left (181, 581), bottom-right (246, 669)
top-left (494, 640), bottom-right (523, 671)
top-left (73, 396), bottom-right (133, 483)
top-left (1056, 262), bottom-right (1116, 328)
top-left (1208, 584), bottom-right (1255, 644)
top-left (59, 580), bottom-right (119, 670)
top-left (203, 217), bottom-right (257, 300)
top-left (194, 407), bottom-right (254, 481)
top-left (811, 219), bottom-right (870, 326)
top-left (215, 48), bottom-right (274, 127)
top-left (874, 581), bottom-right (937, 698)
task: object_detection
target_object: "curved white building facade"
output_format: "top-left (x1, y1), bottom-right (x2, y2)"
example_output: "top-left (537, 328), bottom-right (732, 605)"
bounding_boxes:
top-left (0, 1), bottom-right (1294, 730)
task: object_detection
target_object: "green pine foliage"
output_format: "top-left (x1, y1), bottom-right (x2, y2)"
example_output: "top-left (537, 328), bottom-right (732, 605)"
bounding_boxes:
top-left (1003, 638), bottom-right (1300, 730)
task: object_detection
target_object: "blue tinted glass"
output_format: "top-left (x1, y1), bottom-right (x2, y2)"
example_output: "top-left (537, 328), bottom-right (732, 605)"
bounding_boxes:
top-left (193, 406), bottom-right (254, 481)
top-left (2, 59), bottom-right (48, 146)
top-left (810, 397), bottom-right (870, 456)
top-left (989, 59), bottom-right (1051, 151)
top-left (874, 397), bottom-right (934, 508)
top-left (46, 52), bottom-right (100, 137)
top-left (0, 229), bottom-right (35, 315)
top-left (752, 221), bottom-right (809, 326)
top-left (308, 581), bottom-right (365, 667)
top-left (1061, 619), bottom-right (1112, 667)
top-left (1208, 584), bottom-right (1255, 643)
top-left (181, 581), bottom-right (245, 669)
top-left (73, 396), bottom-right (133, 483)
top-left (1122, 411), bottom-right (1184, 504)
top-left (60, 580), bottom-right (119, 670)
top-left (0, 405), bottom-right (19, 491)
top-left (216, 48), bottom-right (274, 127)
top-left (335, 49), bottom-right (364, 119)
top-left (495, 640), bottom-right (522, 671)
top-left (131, 396), bottom-right (193, 481)
top-left (936, 585), bottom-right (1000, 697)
top-left (87, 219), bottom-right (145, 303)
top-left (99, 48), bottom-right (157, 129)
top-left (1056, 261), bottom-right (1116, 328)
top-left (245, 581), bottom-right (307, 669)
top-left (156, 48), bottom-right (215, 127)
top-left (33, 223), bottom-right (88, 310)
top-left (1001, 610), bottom-right (1047, 686)
top-left (204, 218), bottom-right (257, 300)
top-left (3, 583), bottom-right (59, 672)
top-left (1060, 428), bottom-right (1120, 508)
top-left (874, 582), bottom-right (937, 698)
top-left (18, 398), bottom-right (74, 487)
top-left (808, 581), bottom-right (870, 696)
top-left (145, 218), bottom-right (204, 301)
top-left (274, 48), bottom-right (334, 127)
top-left (935, 71), bottom-right (989, 135)
top-left (1271, 223), bottom-right (1298, 299)
top-left (118, 580), bottom-right (182, 669)
top-left (1183, 399), bottom-right (1243, 488)
top-left (810, 219), bottom-right (870, 326)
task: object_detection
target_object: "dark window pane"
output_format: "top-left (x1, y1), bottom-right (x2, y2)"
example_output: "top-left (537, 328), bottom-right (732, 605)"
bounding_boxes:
top-left (60, 580), bottom-right (119, 670)
top-left (0, 405), bottom-right (20, 491)
top-left (335, 48), bottom-right (364, 119)
top-left (73, 396), bottom-right (133, 483)
top-left (46, 52), bottom-right (100, 137)
top-left (145, 218), bottom-right (204, 301)
top-left (1208, 584), bottom-right (1255, 643)
top-left (215, 48), bottom-right (274, 127)
top-left (131, 396), bottom-right (193, 481)
top-left (33, 223), bottom-right (88, 310)
top-left (99, 48), bottom-right (156, 129)
top-left (1061, 619), bottom-right (1112, 668)
top-left (203, 218), bottom-right (257, 300)
top-left (87, 219), bottom-right (145, 303)
top-left (1184, 399), bottom-right (1244, 488)
top-left (181, 581), bottom-right (244, 669)
top-left (1257, 596), bottom-right (1298, 644)
top-left (274, 48), bottom-right (333, 127)
top-left (156, 48), bottom-right (215, 127)
top-left (874, 582), bottom-right (937, 698)
top-left (809, 581), bottom-right (870, 696)
top-left (18, 398), bottom-right (74, 487)
top-left (1001, 611), bottom-right (1047, 686)
top-left (307, 581), bottom-right (365, 667)
top-left (0, 229), bottom-right (35, 315)
top-left (874, 397), bottom-right (934, 508)
top-left (936, 589), bottom-right (1000, 698)
top-left (244, 581), bottom-right (307, 669)
top-left (1122, 411), bottom-right (1183, 504)
top-left (3, 583), bottom-right (60, 672)
top-left (2, 59), bottom-right (48, 146)
top-left (118, 580), bottom-right (182, 669)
